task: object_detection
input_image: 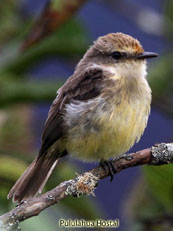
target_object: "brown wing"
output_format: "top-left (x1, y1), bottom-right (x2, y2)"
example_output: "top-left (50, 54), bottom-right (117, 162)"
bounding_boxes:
top-left (38, 68), bottom-right (105, 158)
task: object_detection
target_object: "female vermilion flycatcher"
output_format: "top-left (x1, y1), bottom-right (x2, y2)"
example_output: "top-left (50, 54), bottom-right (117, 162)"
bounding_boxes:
top-left (8, 32), bottom-right (158, 203)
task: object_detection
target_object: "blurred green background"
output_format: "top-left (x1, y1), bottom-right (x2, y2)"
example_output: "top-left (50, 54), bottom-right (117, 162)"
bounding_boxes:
top-left (0, 0), bottom-right (173, 230)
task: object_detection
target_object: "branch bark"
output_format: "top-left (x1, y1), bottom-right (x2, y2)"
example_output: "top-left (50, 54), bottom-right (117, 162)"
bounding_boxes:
top-left (0, 143), bottom-right (173, 231)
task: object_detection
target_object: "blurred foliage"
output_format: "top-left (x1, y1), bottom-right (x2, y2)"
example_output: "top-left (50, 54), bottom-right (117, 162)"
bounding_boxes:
top-left (0, 156), bottom-right (27, 204)
top-left (123, 170), bottom-right (173, 231)
top-left (144, 165), bottom-right (173, 213)
top-left (147, 0), bottom-right (173, 116)
top-left (0, 1), bottom-right (23, 45)
top-left (164, 0), bottom-right (173, 40)
top-left (149, 54), bottom-right (173, 116)
top-left (1, 19), bottom-right (88, 76)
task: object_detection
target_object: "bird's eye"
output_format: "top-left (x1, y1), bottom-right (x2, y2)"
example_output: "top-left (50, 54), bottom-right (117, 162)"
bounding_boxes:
top-left (111, 51), bottom-right (123, 59)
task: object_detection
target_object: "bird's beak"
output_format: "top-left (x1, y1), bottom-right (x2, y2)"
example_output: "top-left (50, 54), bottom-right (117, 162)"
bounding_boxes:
top-left (136, 52), bottom-right (158, 59)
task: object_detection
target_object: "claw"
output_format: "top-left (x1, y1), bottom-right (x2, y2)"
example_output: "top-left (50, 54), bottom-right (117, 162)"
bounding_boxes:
top-left (99, 160), bottom-right (117, 181)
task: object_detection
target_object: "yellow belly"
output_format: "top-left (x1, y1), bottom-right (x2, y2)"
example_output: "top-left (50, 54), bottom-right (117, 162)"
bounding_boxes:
top-left (65, 96), bottom-right (150, 162)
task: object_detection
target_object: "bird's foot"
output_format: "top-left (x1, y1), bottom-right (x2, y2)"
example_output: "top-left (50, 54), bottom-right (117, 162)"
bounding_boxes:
top-left (99, 160), bottom-right (117, 181)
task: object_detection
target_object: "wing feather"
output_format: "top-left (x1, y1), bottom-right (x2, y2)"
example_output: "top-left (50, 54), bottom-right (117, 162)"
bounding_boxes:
top-left (38, 68), bottom-right (104, 157)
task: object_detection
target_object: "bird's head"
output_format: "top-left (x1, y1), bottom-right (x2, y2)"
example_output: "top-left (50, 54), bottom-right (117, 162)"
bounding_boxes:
top-left (83, 33), bottom-right (158, 79)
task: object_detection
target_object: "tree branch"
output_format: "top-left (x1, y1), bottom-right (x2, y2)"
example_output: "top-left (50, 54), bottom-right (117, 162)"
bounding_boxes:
top-left (21, 0), bottom-right (87, 51)
top-left (0, 143), bottom-right (173, 231)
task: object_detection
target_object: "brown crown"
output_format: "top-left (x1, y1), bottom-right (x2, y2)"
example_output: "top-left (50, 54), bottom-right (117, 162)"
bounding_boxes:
top-left (94, 33), bottom-right (144, 54)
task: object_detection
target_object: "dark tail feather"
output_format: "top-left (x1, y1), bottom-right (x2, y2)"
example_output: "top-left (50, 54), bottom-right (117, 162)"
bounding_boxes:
top-left (7, 155), bottom-right (58, 203)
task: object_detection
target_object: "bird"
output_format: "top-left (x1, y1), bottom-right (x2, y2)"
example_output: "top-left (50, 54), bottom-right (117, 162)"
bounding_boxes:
top-left (8, 32), bottom-right (158, 203)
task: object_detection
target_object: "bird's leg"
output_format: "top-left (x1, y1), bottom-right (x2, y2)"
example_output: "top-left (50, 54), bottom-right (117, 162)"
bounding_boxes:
top-left (99, 159), bottom-right (117, 181)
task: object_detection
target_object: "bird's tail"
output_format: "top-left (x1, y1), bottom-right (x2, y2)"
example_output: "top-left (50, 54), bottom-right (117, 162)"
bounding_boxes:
top-left (7, 154), bottom-right (58, 203)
